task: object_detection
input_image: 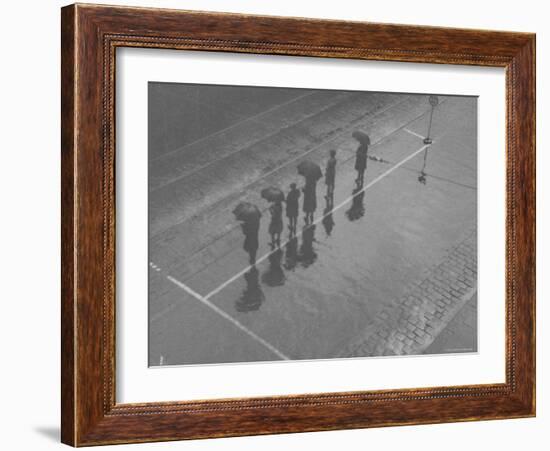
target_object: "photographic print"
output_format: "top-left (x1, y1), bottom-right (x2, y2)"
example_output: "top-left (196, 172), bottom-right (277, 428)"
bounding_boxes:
top-left (148, 82), bottom-right (477, 367)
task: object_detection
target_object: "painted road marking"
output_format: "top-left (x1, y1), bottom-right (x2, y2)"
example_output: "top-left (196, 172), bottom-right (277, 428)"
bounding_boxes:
top-left (165, 274), bottom-right (290, 360)
top-left (203, 142), bottom-right (432, 302)
top-left (150, 92), bottom-right (315, 164)
top-left (404, 128), bottom-right (426, 140)
top-left (152, 141), bottom-right (433, 354)
top-left (154, 101), bottom-right (437, 269)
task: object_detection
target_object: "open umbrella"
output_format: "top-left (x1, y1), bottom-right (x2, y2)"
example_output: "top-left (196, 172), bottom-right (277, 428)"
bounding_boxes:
top-left (232, 202), bottom-right (261, 222)
top-left (261, 187), bottom-right (285, 203)
top-left (297, 160), bottom-right (322, 181)
top-left (352, 130), bottom-right (371, 145)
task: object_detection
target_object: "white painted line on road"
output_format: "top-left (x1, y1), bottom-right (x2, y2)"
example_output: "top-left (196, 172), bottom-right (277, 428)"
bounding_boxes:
top-left (166, 107), bottom-right (442, 282)
top-left (150, 92), bottom-right (315, 163)
top-left (165, 275), bottom-right (290, 361)
top-left (404, 128), bottom-right (426, 140)
top-left (204, 142), bottom-right (432, 302)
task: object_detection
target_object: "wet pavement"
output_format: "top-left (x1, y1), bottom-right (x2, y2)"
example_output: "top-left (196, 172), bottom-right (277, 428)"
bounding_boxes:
top-left (147, 84), bottom-right (477, 366)
top-left (424, 293), bottom-right (477, 355)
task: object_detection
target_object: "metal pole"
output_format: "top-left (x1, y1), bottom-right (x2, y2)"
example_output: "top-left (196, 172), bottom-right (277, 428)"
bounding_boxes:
top-left (427, 106), bottom-right (434, 139)
top-left (421, 147), bottom-right (428, 171)
top-left (424, 105), bottom-right (434, 145)
top-left (424, 95), bottom-right (438, 145)
top-left (418, 147), bottom-right (428, 184)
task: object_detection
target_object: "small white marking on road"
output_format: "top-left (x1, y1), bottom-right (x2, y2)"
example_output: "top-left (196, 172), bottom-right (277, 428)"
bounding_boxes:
top-left (404, 128), bottom-right (426, 140)
top-left (205, 142), bottom-right (432, 301)
top-left (165, 275), bottom-right (290, 360)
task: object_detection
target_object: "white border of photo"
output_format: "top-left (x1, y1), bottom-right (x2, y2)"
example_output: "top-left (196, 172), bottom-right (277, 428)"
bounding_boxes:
top-left (116, 48), bottom-right (506, 403)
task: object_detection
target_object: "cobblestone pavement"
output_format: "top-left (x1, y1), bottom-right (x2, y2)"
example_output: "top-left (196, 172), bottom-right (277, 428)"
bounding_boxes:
top-left (339, 229), bottom-right (477, 358)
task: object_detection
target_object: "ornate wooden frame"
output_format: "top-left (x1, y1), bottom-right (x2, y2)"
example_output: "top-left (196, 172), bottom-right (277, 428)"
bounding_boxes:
top-left (61, 3), bottom-right (536, 446)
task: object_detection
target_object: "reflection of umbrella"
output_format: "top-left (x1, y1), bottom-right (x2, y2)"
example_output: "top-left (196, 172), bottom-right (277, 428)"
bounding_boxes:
top-left (352, 130), bottom-right (371, 145)
top-left (297, 160), bottom-right (322, 181)
top-left (232, 202), bottom-right (261, 222)
top-left (261, 187), bottom-right (285, 202)
top-left (236, 267), bottom-right (264, 312)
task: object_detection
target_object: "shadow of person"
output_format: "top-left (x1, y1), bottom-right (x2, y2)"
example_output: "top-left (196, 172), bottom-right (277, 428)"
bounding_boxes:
top-left (346, 185), bottom-right (365, 221)
top-left (322, 191), bottom-right (335, 237)
top-left (235, 266), bottom-right (265, 313)
top-left (298, 224), bottom-right (317, 268)
top-left (262, 245), bottom-right (286, 287)
top-left (284, 234), bottom-right (299, 271)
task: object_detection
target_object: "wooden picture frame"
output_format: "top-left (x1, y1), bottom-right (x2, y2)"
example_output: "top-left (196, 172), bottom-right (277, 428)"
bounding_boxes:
top-left (61, 3), bottom-right (535, 446)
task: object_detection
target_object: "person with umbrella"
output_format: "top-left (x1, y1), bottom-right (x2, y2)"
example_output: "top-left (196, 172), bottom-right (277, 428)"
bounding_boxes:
top-left (261, 187), bottom-right (285, 247)
top-left (303, 181), bottom-right (317, 225)
top-left (352, 131), bottom-right (370, 187)
top-left (285, 182), bottom-right (300, 235)
top-left (233, 202), bottom-right (261, 265)
top-left (325, 149), bottom-right (337, 198)
top-left (297, 160), bottom-right (322, 225)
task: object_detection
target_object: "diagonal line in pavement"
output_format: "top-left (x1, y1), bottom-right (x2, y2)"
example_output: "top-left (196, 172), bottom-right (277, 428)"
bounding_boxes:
top-left (157, 98), bottom-right (445, 278)
top-left (150, 92), bottom-right (316, 164)
top-left (203, 141), bottom-right (433, 302)
top-left (164, 275), bottom-right (290, 361)
top-left (149, 94), bottom-right (414, 195)
top-left (403, 128), bottom-right (426, 140)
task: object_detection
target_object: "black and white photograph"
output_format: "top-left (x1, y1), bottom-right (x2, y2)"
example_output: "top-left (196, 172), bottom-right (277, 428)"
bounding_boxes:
top-left (148, 82), bottom-right (478, 367)
top-left (2, 0), bottom-right (544, 449)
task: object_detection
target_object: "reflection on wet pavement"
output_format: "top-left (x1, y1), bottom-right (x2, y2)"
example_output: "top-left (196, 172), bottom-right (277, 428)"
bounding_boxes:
top-left (262, 247), bottom-right (286, 288)
top-left (148, 86), bottom-right (477, 366)
top-left (236, 266), bottom-right (264, 313)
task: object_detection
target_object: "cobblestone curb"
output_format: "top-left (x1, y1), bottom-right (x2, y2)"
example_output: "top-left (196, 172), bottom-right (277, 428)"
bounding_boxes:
top-left (339, 229), bottom-right (477, 357)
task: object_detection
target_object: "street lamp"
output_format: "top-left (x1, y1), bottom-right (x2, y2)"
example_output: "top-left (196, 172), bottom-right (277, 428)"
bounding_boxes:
top-left (424, 95), bottom-right (439, 145)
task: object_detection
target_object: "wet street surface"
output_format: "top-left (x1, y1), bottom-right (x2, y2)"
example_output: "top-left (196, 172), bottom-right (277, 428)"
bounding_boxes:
top-left (147, 84), bottom-right (477, 366)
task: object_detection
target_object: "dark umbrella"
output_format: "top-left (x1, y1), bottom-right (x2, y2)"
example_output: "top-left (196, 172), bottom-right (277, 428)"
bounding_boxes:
top-left (297, 160), bottom-right (322, 181)
top-left (261, 187), bottom-right (285, 203)
top-left (232, 202), bottom-right (261, 222)
top-left (352, 130), bottom-right (371, 145)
